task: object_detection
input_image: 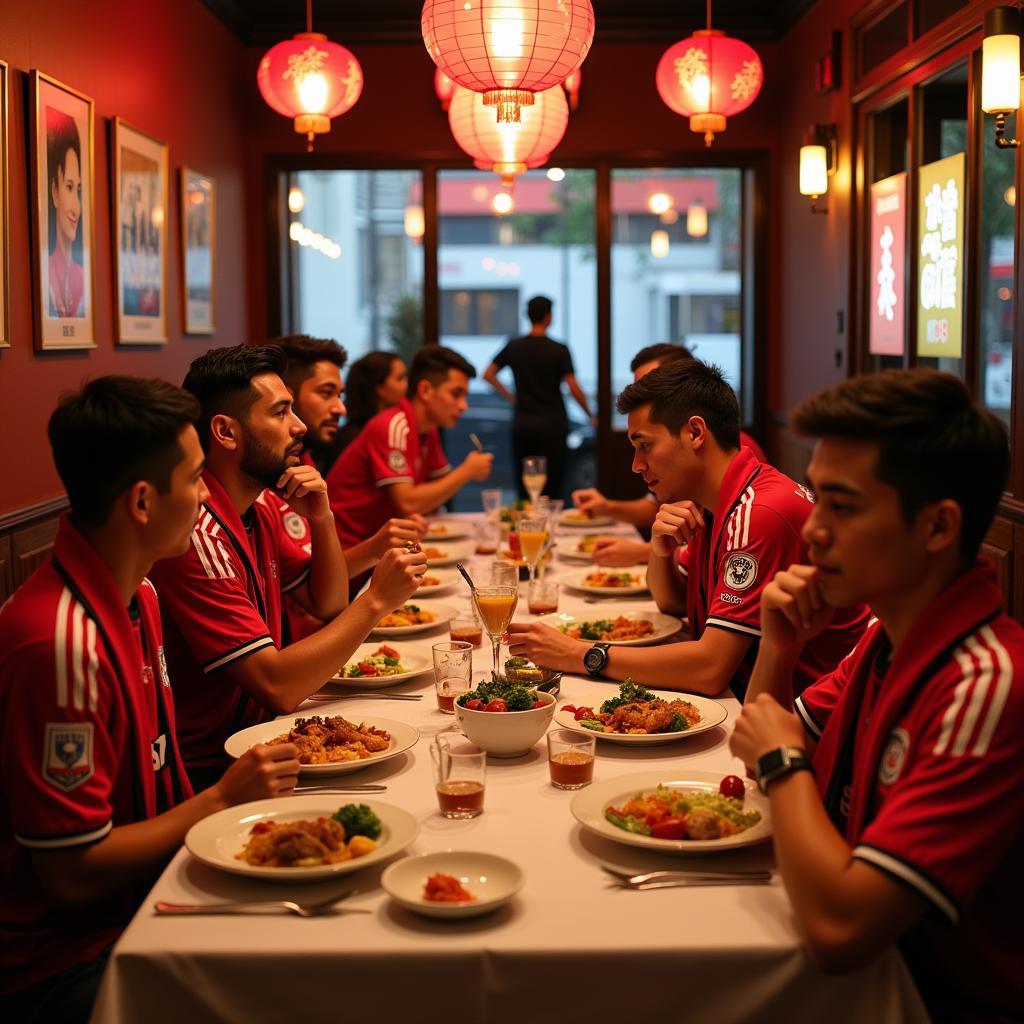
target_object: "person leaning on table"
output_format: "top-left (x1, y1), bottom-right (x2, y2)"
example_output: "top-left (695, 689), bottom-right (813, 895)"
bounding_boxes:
top-left (0, 377), bottom-right (301, 1024)
top-left (729, 369), bottom-right (1023, 1023)
top-left (508, 359), bottom-right (869, 698)
top-left (149, 345), bottom-right (427, 793)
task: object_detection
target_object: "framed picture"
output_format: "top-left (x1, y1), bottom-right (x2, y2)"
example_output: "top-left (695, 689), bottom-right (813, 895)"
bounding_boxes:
top-left (112, 119), bottom-right (168, 344)
top-left (181, 166), bottom-right (215, 334)
top-left (29, 70), bottom-right (96, 350)
top-left (0, 60), bottom-right (9, 349)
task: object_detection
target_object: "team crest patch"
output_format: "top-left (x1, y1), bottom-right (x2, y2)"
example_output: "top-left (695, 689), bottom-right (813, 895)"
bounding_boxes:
top-left (283, 511), bottom-right (306, 541)
top-left (724, 552), bottom-right (758, 591)
top-left (388, 449), bottom-right (408, 473)
top-left (878, 727), bottom-right (910, 786)
top-left (43, 723), bottom-right (94, 791)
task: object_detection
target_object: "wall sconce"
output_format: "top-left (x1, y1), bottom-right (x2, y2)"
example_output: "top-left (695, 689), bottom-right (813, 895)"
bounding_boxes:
top-left (404, 205), bottom-right (425, 242)
top-left (686, 201), bottom-right (708, 238)
top-left (650, 229), bottom-right (670, 258)
top-left (799, 123), bottom-right (837, 213)
top-left (981, 7), bottom-right (1021, 148)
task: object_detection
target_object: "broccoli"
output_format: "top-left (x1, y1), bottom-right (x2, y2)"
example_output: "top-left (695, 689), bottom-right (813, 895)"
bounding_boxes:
top-left (456, 678), bottom-right (537, 711)
top-left (332, 803), bottom-right (382, 840)
top-left (504, 656), bottom-right (529, 670)
top-left (668, 713), bottom-right (691, 732)
top-left (579, 619), bottom-right (612, 641)
top-left (599, 678), bottom-right (658, 714)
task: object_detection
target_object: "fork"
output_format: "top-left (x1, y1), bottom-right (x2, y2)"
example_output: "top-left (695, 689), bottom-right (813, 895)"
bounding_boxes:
top-left (602, 866), bottom-right (772, 887)
top-left (292, 784), bottom-right (387, 794)
top-left (154, 891), bottom-right (369, 918)
top-left (308, 692), bottom-right (423, 702)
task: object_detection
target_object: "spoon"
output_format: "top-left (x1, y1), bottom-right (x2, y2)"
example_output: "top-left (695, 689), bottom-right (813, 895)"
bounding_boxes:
top-left (455, 562), bottom-right (476, 591)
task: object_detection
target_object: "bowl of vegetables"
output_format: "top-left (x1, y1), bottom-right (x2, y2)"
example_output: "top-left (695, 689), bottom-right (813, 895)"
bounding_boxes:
top-left (454, 679), bottom-right (556, 758)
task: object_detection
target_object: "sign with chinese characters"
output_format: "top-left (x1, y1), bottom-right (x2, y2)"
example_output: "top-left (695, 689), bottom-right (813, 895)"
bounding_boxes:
top-left (916, 152), bottom-right (965, 359)
top-left (869, 172), bottom-right (906, 355)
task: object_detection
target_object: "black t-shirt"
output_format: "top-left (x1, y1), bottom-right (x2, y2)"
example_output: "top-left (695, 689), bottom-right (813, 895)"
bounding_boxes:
top-left (492, 334), bottom-right (574, 431)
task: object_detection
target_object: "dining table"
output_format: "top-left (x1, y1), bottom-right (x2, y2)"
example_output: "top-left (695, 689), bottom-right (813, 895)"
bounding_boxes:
top-left (91, 512), bottom-right (929, 1024)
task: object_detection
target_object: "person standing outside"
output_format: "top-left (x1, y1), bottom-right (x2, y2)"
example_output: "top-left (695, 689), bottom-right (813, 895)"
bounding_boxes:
top-left (483, 295), bottom-right (595, 501)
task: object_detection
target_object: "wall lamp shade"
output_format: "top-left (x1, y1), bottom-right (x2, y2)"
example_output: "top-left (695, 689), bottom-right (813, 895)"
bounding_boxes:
top-left (982, 7), bottom-right (1022, 147)
top-left (655, 30), bottom-right (763, 146)
top-left (422, 0), bottom-right (594, 123)
top-left (686, 200), bottom-right (708, 238)
top-left (449, 84), bottom-right (569, 184)
top-left (799, 145), bottom-right (829, 197)
top-left (650, 229), bottom-right (670, 258)
top-left (258, 34), bottom-right (363, 150)
top-left (404, 205), bottom-right (425, 241)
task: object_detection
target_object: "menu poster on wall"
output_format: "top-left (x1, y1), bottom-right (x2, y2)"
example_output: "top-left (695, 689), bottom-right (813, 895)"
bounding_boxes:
top-left (916, 152), bottom-right (965, 359)
top-left (869, 172), bottom-right (906, 355)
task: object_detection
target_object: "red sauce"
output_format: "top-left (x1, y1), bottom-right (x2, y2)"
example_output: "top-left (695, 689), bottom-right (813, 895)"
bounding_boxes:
top-left (424, 872), bottom-right (476, 902)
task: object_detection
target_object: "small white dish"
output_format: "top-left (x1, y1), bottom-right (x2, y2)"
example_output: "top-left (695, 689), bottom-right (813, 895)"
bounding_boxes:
top-left (381, 851), bottom-right (524, 918)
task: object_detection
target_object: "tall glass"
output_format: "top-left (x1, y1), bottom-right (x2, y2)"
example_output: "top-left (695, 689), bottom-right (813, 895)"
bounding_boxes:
top-left (522, 456), bottom-right (547, 508)
top-left (472, 584), bottom-right (518, 680)
top-left (517, 512), bottom-right (549, 584)
top-left (481, 488), bottom-right (504, 520)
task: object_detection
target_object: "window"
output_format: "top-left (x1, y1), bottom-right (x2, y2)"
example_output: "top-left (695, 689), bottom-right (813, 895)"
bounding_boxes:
top-left (859, 3), bottom-right (909, 77)
top-left (440, 288), bottom-right (519, 336)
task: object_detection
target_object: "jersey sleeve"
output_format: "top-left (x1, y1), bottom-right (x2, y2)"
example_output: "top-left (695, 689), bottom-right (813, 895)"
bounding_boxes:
top-left (853, 648), bottom-right (1024, 922)
top-left (794, 631), bottom-right (871, 740)
top-left (424, 429), bottom-right (452, 480)
top-left (705, 504), bottom-right (806, 641)
top-left (491, 342), bottom-right (511, 369)
top-left (560, 344), bottom-right (575, 377)
top-left (364, 414), bottom-right (414, 488)
top-left (260, 496), bottom-right (312, 593)
top-left (152, 538), bottom-right (276, 673)
top-left (675, 542), bottom-right (691, 578)
top-left (2, 635), bottom-right (121, 849)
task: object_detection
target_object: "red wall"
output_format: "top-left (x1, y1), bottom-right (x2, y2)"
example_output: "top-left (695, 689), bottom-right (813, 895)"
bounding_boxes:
top-left (0, 0), bottom-right (251, 515)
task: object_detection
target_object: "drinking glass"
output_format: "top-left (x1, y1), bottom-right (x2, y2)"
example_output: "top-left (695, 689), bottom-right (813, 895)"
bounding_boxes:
top-left (516, 513), bottom-right (549, 584)
top-left (527, 578), bottom-right (559, 615)
top-left (449, 605), bottom-right (483, 646)
top-left (522, 456), bottom-right (547, 508)
top-left (474, 518), bottom-right (500, 555)
top-left (472, 584), bottom-right (518, 680)
top-left (537, 496), bottom-right (565, 522)
top-left (547, 729), bottom-right (596, 790)
top-left (432, 641), bottom-right (473, 714)
top-left (479, 560), bottom-right (519, 589)
top-left (481, 488), bottom-right (504, 520)
top-left (431, 735), bottom-right (486, 818)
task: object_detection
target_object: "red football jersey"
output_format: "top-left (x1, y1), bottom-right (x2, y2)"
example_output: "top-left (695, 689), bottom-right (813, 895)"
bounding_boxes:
top-left (150, 471), bottom-right (311, 771)
top-left (327, 397), bottom-right (451, 548)
top-left (675, 447), bottom-right (869, 697)
top-left (0, 518), bottom-right (190, 993)
top-left (796, 564), bottom-right (1024, 1022)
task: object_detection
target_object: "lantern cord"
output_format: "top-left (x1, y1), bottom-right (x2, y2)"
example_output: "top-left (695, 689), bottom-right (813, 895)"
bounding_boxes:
top-left (306, 0), bottom-right (313, 34)
top-left (706, 0), bottom-right (712, 32)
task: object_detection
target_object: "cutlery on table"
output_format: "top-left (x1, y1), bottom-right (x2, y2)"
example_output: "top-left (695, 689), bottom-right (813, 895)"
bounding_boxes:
top-left (293, 784), bottom-right (388, 794)
top-left (307, 692), bottom-right (423, 702)
top-left (602, 866), bottom-right (772, 889)
top-left (154, 892), bottom-right (369, 918)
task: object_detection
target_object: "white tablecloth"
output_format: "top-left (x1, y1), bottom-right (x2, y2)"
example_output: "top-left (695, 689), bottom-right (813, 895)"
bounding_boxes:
top-left (92, 516), bottom-right (928, 1024)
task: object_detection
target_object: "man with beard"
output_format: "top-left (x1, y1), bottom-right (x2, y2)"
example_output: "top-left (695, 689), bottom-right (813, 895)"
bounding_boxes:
top-left (151, 345), bottom-right (426, 790)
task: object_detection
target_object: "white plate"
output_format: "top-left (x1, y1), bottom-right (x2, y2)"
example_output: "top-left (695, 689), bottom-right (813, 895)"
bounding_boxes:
top-left (571, 771), bottom-right (772, 854)
top-left (423, 520), bottom-right (470, 542)
top-left (381, 851), bottom-right (524, 918)
top-left (224, 714), bottom-right (419, 776)
top-left (537, 611), bottom-right (682, 646)
top-left (185, 796), bottom-right (419, 882)
top-left (560, 511), bottom-right (616, 529)
top-left (413, 568), bottom-right (460, 596)
top-left (328, 642), bottom-right (432, 689)
top-left (560, 566), bottom-right (649, 596)
top-left (370, 601), bottom-right (457, 637)
top-left (421, 543), bottom-right (474, 567)
top-left (553, 691), bottom-right (728, 744)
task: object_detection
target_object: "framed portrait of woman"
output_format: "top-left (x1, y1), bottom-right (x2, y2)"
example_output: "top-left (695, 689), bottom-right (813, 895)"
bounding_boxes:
top-left (181, 166), bottom-right (215, 335)
top-left (112, 119), bottom-right (168, 344)
top-left (29, 71), bottom-right (96, 350)
top-left (0, 60), bottom-right (9, 349)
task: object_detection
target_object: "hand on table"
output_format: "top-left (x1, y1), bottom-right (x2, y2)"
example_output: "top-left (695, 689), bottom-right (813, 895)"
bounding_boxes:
top-left (215, 742), bottom-right (300, 804)
top-left (507, 621), bottom-right (585, 674)
top-left (651, 501), bottom-right (704, 557)
top-left (728, 695), bottom-right (808, 771)
top-left (592, 536), bottom-right (650, 567)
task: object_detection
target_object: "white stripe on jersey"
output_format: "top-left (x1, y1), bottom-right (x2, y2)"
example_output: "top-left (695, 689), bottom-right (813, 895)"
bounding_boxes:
top-left (204, 636), bottom-right (276, 673)
top-left (953, 634), bottom-right (995, 756)
top-left (85, 617), bottom-right (99, 713)
top-left (190, 530), bottom-right (215, 577)
top-left (71, 600), bottom-right (86, 711)
top-left (54, 587), bottom-right (72, 708)
top-left (972, 625), bottom-right (1012, 756)
top-left (16, 821), bottom-right (113, 850)
top-left (388, 411), bottom-right (410, 451)
top-left (725, 486), bottom-right (754, 553)
top-left (191, 513), bottom-right (235, 579)
top-left (215, 539), bottom-right (236, 578)
top-left (852, 845), bottom-right (957, 922)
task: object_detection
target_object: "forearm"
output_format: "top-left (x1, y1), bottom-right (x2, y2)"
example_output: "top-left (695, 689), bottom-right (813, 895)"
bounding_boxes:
top-left (342, 537), bottom-right (379, 576)
top-left (605, 498), bottom-right (657, 527)
top-left (602, 640), bottom-right (731, 695)
top-left (647, 551), bottom-right (687, 615)
top-left (391, 469), bottom-right (471, 516)
top-left (305, 514), bottom-right (348, 616)
top-left (568, 381), bottom-right (592, 418)
top-left (744, 642), bottom-right (801, 708)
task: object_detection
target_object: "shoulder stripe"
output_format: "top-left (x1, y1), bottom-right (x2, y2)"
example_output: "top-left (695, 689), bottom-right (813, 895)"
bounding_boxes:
top-left (204, 636), bottom-right (276, 673)
top-left (214, 539), bottom-right (237, 579)
top-left (190, 530), bottom-right (215, 577)
top-left (971, 625), bottom-right (1012, 757)
top-left (953, 633), bottom-right (995, 756)
top-left (388, 411), bottom-right (409, 450)
top-left (54, 587), bottom-right (72, 708)
top-left (724, 486), bottom-right (754, 553)
top-left (16, 821), bottom-right (113, 850)
top-left (85, 617), bottom-right (99, 713)
top-left (852, 845), bottom-right (958, 922)
top-left (934, 647), bottom-right (976, 756)
top-left (71, 600), bottom-right (86, 711)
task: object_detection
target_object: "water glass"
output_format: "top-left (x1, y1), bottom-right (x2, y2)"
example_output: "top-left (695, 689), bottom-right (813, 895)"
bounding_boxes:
top-left (547, 729), bottom-right (596, 790)
top-left (481, 488), bottom-right (504, 520)
top-left (527, 579), bottom-right (559, 615)
top-left (431, 735), bottom-right (486, 818)
top-left (432, 641), bottom-right (473, 714)
top-left (474, 518), bottom-right (500, 555)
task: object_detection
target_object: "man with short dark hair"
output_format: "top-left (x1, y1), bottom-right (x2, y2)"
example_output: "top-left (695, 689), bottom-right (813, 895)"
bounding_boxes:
top-left (0, 377), bottom-right (299, 1022)
top-left (328, 345), bottom-right (493, 548)
top-left (483, 294), bottom-right (595, 500)
top-left (510, 360), bottom-right (868, 697)
top-left (730, 368), bottom-right (1023, 1022)
top-left (151, 345), bottom-right (425, 789)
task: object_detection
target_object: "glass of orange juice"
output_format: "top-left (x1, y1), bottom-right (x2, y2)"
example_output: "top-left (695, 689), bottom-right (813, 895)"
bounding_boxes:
top-left (472, 584), bottom-right (518, 680)
top-left (516, 513), bottom-right (549, 584)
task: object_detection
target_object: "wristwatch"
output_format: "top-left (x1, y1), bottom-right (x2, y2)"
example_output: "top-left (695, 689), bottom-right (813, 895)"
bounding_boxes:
top-left (583, 643), bottom-right (611, 677)
top-left (756, 746), bottom-right (814, 794)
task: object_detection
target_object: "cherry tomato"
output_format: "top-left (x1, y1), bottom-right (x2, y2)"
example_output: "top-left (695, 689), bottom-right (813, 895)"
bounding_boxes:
top-left (464, 699), bottom-right (483, 711)
top-left (561, 704), bottom-right (577, 715)
top-left (574, 706), bottom-right (594, 721)
top-left (651, 816), bottom-right (689, 840)
top-left (719, 775), bottom-right (746, 801)
top-left (357, 662), bottom-right (379, 676)
top-left (378, 644), bottom-right (399, 658)
top-left (484, 699), bottom-right (509, 713)
top-left (531, 700), bottom-right (545, 709)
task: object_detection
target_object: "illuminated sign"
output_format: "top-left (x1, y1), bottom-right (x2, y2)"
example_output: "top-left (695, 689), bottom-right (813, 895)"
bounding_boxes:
top-left (869, 172), bottom-right (906, 356)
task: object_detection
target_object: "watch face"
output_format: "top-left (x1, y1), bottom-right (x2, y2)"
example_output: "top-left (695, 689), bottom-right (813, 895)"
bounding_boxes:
top-left (584, 647), bottom-right (605, 672)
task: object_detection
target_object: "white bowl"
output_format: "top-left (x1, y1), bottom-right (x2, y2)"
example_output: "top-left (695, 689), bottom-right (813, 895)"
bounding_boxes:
top-left (454, 690), bottom-right (556, 757)
top-left (381, 851), bottom-right (523, 918)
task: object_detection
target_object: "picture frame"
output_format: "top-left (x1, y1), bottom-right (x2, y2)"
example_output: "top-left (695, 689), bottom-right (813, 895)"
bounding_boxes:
top-left (181, 166), bottom-right (215, 334)
top-left (29, 70), bottom-right (96, 350)
top-left (0, 60), bottom-right (9, 349)
top-left (112, 118), bottom-right (168, 344)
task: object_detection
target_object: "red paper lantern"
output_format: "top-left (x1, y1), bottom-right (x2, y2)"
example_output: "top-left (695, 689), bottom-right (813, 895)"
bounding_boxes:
top-left (422, 0), bottom-right (594, 123)
top-left (449, 84), bottom-right (568, 184)
top-left (435, 67), bottom-right (456, 110)
top-left (655, 30), bottom-right (763, 146)
top-left (258, 33), bottom-right (363, 150)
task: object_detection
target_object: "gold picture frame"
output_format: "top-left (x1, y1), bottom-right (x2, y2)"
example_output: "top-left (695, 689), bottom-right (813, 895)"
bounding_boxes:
top-left (0, 60), bottom-right (9, 349)
top-left (29, 70), bottom-right (96, 350)
top-left (112, 118), bottom-right (168, 345)
top-left (181, 166), bottom-right (216, 334)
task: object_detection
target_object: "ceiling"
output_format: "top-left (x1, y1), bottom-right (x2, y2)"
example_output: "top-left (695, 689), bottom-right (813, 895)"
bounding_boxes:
top-left (202, 0), bottom-right (817, 46)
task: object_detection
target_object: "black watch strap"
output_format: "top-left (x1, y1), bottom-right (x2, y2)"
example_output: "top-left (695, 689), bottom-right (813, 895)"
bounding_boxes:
top-left (583, 643), bottom-right (610, 677)
top-left (756, 746), bottom-right (814, 794)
